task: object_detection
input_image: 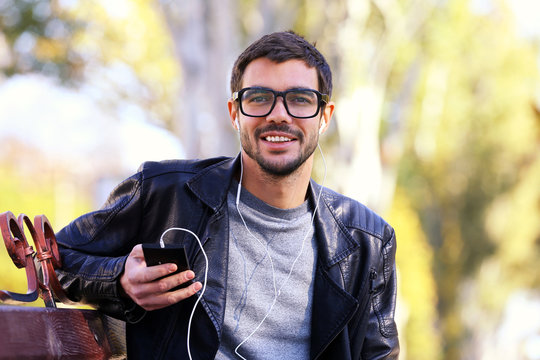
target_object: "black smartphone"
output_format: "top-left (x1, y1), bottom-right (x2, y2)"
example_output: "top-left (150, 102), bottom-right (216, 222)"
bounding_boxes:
top-left (142, 243), bottom-right (191, 291)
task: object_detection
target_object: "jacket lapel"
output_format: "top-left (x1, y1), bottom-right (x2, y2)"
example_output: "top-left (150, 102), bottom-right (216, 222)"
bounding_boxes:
top-left (186, 156), bottom-right (239, 212)
top-left (309, 181), bottom-right (364, 358)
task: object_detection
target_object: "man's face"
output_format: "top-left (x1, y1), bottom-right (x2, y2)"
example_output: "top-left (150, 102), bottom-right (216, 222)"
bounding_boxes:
top-left (229, 58), bottom-right (333, 177)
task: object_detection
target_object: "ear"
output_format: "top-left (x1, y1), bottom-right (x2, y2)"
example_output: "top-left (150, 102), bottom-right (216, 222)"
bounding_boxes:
top-left (228, 98), bottom-right (240, 132)
top-left (318, 101), bottom-right (335, 135)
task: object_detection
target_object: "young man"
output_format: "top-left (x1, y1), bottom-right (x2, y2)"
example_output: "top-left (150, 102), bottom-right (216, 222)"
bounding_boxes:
top-left (56, 31), bottom-right (399, 359)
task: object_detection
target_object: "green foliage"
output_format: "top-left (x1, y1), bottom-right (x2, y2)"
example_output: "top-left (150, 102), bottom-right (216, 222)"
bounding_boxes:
top-left (0, 0), bottom-right (180, 125)
top-left (63, 0), bottom-right (180, 125)
top-left (0, 0), bottom-right (82, 79)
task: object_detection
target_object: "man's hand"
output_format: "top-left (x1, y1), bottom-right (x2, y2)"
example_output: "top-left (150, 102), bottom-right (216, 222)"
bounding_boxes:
top-left (120, 244), bottom-right (202, 311)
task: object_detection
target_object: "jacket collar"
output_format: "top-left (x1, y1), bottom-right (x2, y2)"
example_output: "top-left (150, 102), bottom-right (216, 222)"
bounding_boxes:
top-left (309, 180), bottom-right (361, 267)
top-left (186, 155), bottom-right (240, 213)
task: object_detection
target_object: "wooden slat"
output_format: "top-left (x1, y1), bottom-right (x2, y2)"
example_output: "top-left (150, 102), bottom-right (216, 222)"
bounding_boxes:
top-left (0, 306), bottom-right (116, 359)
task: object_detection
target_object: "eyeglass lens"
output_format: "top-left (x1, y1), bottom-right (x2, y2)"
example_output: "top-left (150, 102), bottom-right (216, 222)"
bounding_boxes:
top-left (241, 89), bottom-right (319, 118)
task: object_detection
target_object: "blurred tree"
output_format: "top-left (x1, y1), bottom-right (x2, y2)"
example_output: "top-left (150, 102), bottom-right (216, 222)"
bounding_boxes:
top-left (0, 0), bottom-right (82, 80)
top-left (158, 0), bottom-right (239, 158)
top-left (60, 0), bottom-right (181, 127)
top-left (396, 0), bottom-right (540, 358)
top-left (157, 0), bottom-right (301, 158)
top-left (0, 0), bottom-right (180, 125)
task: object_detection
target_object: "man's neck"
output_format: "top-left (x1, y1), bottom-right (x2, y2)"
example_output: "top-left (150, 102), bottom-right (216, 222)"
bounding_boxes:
top-left (239, 154), bottom-right (313, 209)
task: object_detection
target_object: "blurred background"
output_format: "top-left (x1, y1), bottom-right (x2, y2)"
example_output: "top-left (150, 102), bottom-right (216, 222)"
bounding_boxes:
top-left (0, 0), bottom-right (539, 359)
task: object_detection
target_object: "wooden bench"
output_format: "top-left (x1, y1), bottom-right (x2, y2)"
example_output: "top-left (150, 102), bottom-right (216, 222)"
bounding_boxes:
top-left (0, 211), bottom-right (126, 359)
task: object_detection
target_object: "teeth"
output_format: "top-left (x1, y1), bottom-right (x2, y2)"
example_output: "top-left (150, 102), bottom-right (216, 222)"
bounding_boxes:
top-left (265, 136), bottom-right (292, 142)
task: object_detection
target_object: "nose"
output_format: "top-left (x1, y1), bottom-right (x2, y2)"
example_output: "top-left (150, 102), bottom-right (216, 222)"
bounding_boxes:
top-left (266, 96), bottom-right (292, 124)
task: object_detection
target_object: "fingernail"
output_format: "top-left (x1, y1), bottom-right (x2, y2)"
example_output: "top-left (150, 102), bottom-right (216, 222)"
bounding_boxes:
top-left (194, 282), bottom-right (202, 291)
top-left (187, 271), bottom-right (195, 279)
top-left (169, 264), bottom-right (177, 272)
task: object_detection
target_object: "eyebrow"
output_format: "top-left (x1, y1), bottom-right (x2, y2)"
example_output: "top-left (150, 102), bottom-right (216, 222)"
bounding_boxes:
top-left (246, 85), bottom-right (318, 91)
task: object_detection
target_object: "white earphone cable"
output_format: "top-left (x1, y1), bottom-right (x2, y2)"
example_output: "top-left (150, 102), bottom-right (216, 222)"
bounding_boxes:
top-left (159, 227), bottom-right (209, 360)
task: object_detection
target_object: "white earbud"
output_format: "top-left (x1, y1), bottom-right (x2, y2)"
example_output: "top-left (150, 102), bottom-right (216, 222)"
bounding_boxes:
top-left (319, 122), bottom-right (325, 135)
top-left (235, 118), bottom-right (240, 133)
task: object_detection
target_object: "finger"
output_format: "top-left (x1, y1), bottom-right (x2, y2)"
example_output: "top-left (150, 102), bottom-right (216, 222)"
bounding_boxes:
top-left (143, 269), bottom-right (196, 293)
top-left (159, 270), bottom-right (196, 292)
top-left (130, 244), bottom-right (145, 259)
top-left (140, 263), bottom-right (179, 283)
top-left (142, 281), bottom-right (203, 311)
top-left (129, 269), bottom-right (195, 300)
top-left (166, 281), bottom-right (203, 304)
top-left (124, 245), bottom-right (146, 271)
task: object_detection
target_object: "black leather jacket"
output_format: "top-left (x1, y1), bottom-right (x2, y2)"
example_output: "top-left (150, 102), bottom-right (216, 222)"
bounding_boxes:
top-left (56, 156), bottom-right (399, 359)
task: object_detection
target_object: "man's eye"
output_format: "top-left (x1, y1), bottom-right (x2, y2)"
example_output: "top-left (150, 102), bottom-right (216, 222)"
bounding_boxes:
top-left (250, 96), bottom-right (271, 103)
top-left (289, 94), bottom-right (315, 105)
top-left (244, 92), bottom-right (272, 103)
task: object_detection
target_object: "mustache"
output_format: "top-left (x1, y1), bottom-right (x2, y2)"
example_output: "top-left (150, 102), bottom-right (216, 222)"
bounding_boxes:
top-left (254, 124), bottom-right (304, 140)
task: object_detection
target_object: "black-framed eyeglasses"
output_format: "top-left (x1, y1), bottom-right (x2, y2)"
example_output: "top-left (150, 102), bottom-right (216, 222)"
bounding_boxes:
top-left (232, 87), bottom-right (329, 119)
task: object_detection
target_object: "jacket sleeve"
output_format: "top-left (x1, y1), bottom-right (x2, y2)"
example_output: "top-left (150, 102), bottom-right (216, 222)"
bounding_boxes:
top-left (55, 172), bottom-right (146, 321)
top-left (361, 227), bottom-right (400, 359)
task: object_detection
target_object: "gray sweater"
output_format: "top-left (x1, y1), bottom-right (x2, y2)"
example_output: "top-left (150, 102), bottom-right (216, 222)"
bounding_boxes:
top-left (215, 182), bottom-right (317, 359)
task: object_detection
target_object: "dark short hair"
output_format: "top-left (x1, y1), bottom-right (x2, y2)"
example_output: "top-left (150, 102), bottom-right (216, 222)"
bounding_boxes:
top-left (230, 31), bottom-right (332, 97)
